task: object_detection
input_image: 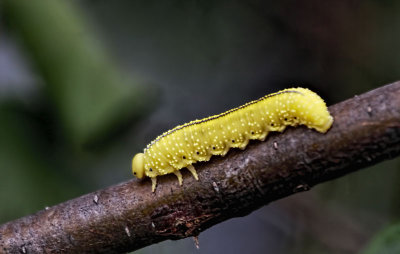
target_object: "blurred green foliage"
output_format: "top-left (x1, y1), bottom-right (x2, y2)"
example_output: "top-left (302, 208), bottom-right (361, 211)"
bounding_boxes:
top-left (0, 102), bottom-right (80, 220)
top-left (2, 0), bottom-right (152, 146)
top-left (0, 0), bottom-right (155, 223)
top-left (363, 222), bottom-right (400, 254)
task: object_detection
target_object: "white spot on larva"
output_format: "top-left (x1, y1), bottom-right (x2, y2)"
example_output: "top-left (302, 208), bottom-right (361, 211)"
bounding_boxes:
top-left (367, 106), bottom-right (372, 113)
top-left (151, 222), bottom-right (155, 228)
top-left (21, 247), bottom-right (27, 254)
top-left (93, 195), bottom-right (99, 204)
top-left (45, 206), bottom-right (50, 210)
top-left (212, 182), bottom-right (220, 192)
top-left (125, 226), bottom-right (131, 237)
top-left (273, 141), bottom-right (278, 150)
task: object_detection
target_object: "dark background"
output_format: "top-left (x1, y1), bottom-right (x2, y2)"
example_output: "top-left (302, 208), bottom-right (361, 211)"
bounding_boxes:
top-left (1, 1), bottom-right (400, 253)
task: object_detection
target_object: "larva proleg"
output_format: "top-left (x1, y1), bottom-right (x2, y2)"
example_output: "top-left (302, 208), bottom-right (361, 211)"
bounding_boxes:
top-left (132, 87), bottom-right (333, 192)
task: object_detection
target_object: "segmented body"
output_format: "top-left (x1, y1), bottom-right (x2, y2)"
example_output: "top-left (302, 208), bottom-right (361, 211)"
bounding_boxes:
top-left (135, 87), bottom-right (333, 191)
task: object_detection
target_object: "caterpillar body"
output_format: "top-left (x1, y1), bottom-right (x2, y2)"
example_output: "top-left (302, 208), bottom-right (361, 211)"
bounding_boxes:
top-left (132, 88), bottom-right (333, 192)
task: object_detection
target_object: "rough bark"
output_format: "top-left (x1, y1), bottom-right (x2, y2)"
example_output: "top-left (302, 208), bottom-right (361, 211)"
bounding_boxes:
top-left (1, 82), bottom-right (400, 254)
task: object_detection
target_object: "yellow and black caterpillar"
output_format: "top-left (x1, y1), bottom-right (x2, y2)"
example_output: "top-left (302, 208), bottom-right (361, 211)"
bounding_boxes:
top-left (132, 88), bottom-right (333, 192)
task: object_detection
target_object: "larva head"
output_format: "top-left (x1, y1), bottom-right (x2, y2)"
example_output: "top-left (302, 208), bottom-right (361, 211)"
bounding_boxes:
top-left (132, 153), bottom-right (145, 179)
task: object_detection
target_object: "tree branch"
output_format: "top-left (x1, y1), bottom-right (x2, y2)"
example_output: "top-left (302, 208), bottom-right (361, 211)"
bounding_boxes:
top-left (1, 82), bottom-right (400, 253)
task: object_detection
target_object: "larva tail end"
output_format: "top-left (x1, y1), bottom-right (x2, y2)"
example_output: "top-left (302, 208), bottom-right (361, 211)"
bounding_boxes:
top-left (315, 115), bottom-right (334, 133)
top-left (151, 177), bottom-right (157, 192)
top-left (187, 165), bottom-right (199, 180)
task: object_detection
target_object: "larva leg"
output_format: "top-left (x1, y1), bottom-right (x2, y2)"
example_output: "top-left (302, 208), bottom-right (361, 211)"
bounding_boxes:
top-left (238, 139), bottom-right (249, 150)
top-left (259, 132), bottom-right (267, 141)
top-left (151, 177), bottom-right (157, 192)
top-left (187, 165), bottom-right (199, 180)
top-left (173, 171), bottom-right (183, 186)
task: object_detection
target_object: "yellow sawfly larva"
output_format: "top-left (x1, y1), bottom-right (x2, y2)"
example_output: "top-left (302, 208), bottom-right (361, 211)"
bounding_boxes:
top-left (132, 87), bottom-right (333, 192)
